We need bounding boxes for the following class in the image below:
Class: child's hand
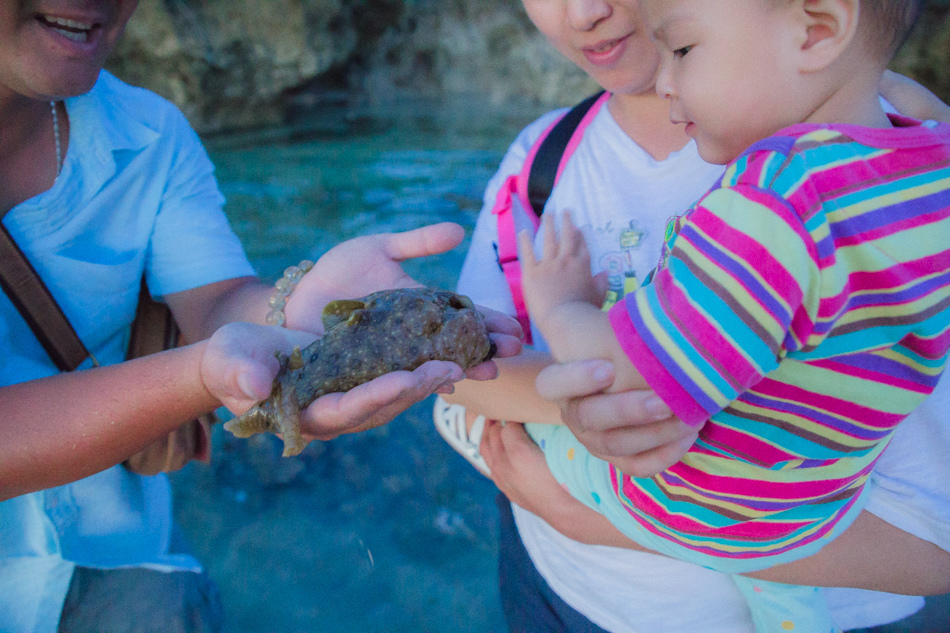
[518,211,602,327]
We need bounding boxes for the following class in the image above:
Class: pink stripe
[691,196,809,308]
[701,422,799,464]
[665,458,873,499]
[846,248,950,292]
[754,379,901,431]
[609,301,709,426]
[650,269,763,390]
[611,469,860,557]
[904,328,950,358]
[619,476,814,538]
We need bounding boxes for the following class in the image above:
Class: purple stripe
[677,224,792,325]
[828,353,941,387]
[740,392,891,441]
[830,190,950,240]
[813,231,836,261]
[743,135,797,158]
[847,267,950,308]
[624,292,722,415]
[658,471,834,512]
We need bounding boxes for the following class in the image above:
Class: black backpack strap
[526,90,607,217]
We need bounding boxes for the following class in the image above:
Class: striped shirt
[608,116,950,559]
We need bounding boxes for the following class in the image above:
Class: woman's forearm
[747,511,950,595]
[0,343,219,501]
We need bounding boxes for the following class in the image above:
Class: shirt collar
[64,70,161,175]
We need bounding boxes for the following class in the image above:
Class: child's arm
[443,348,565,425]
[518,212,650,393]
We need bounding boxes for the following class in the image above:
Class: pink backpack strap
[493,174,534,341]
[493,91,609,345]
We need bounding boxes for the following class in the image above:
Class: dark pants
[496,493,610,633]
[58,528,223,633]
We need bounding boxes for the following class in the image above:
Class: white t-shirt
[457,102,943,632]
[0,71,255,633]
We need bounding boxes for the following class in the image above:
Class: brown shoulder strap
[127,277,180,360]
[0,222,93,371]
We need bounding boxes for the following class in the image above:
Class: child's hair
[863,0,922,58]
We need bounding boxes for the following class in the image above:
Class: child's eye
[673,45,693,58]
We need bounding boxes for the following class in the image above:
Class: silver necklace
[50,100,62,176]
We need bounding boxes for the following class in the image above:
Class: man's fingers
[480,307,524,339]
[384,222,465,261]
[463,361,499,382]
[300,361,460,439]
[535,360,615,401]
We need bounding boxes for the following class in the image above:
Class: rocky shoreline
[107,0,949,134]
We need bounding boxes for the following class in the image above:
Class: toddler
[519,0,950,630]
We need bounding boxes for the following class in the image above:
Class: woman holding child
[439,0,950,630]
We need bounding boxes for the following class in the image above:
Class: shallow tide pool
[170,96,549,633]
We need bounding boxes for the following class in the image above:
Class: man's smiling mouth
[36,14,95,43]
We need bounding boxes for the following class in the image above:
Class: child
[516,0,950,630]
[436,0,950,631]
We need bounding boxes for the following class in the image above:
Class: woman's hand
[879,70,950,123]
[480,419,646,550]
[535,359,698,478]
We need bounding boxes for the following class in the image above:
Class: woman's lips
[582,34,631,67]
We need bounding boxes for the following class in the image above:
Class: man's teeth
[40,15,93,42]
[46,16,93,29]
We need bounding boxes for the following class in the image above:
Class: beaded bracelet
[265,259,315,326]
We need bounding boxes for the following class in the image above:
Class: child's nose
[567,0,612,31]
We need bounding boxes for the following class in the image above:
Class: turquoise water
[170,97,549,633]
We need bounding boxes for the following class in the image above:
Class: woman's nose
[567,0,612,31]
[655,58,675,100]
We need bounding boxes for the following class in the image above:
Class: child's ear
[792,0,860,72]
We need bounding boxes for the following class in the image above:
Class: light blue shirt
[0,71,255,633]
